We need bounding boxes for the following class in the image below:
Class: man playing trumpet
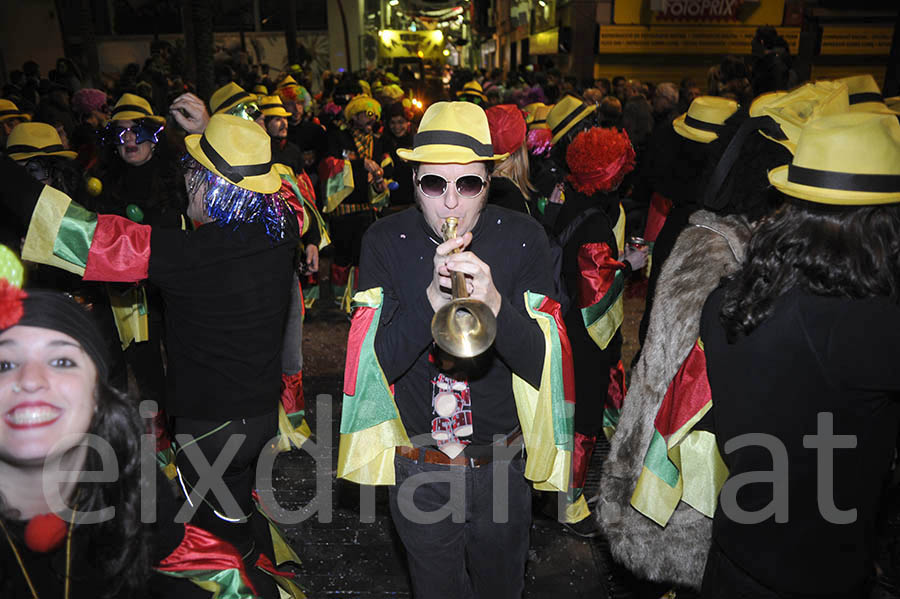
[338,101,577,598]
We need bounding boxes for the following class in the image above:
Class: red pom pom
[565,127,636,195]
[0,279,27,330]
[24,513,68,553]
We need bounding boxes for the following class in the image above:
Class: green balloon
[0,245,24,288]
[126,204,144,223]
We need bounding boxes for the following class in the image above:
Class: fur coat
[596,209,752,588]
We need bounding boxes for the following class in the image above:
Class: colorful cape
[337,288,575,497]
[155,524,258,598]
[630,339,728,527]
[319,157,355,213]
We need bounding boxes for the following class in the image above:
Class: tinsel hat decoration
[6,122,77,161]
[109,93,164,125]
[565,127,636,195]
[184,114,281,194]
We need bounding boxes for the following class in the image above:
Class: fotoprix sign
[655,0,744,21]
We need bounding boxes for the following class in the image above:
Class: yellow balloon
[86,177,103,197]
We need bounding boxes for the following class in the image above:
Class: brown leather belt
[396,429,523,468]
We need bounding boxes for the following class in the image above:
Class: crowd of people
[1,26,900,599]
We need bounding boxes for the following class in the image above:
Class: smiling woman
[0,274,260,599]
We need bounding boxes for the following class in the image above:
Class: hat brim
[672,113,718,143]
[9,149,77,161]
[0,113,31,123]
[768,165,900,205]
[112,112,165,125]
[758,130,795,154]
[184,133,282,194]
[396,145,508,164]
[457,91,488,102]
[550,104,597,145]
[262,107,292,118]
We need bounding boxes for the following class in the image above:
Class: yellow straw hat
[184,114,281,194]
[673,96,739,143]
[768,112,900,206]
[396,101,509,164]
[252,84,268,95]
[886,96,900,113]
[209,82,256,115]
[258,95,292,118]
[6,122,76,161]
[344,95,382,120]
[547,95,596,144]
[0,99,31,123]
[456,80,488,103]
[110,93,164,124]
[277,75,299,90]
[524,102,552,130]
[749,81,849,153]
[837,74,898,115]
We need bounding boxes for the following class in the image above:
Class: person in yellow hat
[320,94,392,310]
[0,104,307,598]
[698,111,900,595]
[208,82,264,127]
[340,100,572,599]
[456,79,488,105]
[0,98,31,147]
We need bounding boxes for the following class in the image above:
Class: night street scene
[0,1,899,598]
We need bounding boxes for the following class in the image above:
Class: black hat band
[199,135,272,184]
[0,109,24,117]
[788,164,900,193]
[6,143,66,154]
[849,92,884,105]
[259,103,285,111]
[111,103,152,117]
[684,115,725,133]
[413,130,495,157]
[551,103,591,136]
[213,91,253,114]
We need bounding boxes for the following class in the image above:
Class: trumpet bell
[431,298,497,358]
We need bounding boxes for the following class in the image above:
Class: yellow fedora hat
[524,102,553,130]
[456,80,488,103]
[547,95,596,145]
[837,74,898,115]
[886,96,900,112]
[277,75,299,90]
[252,84,268,95]
[750,81,849,153]
[184,114,281,194]
[258,95,292,118]
[396,101,508,164]
[209,82,256,115]
[673,96,739,143]
[6,122,76,160]
[768,112,900,206]
[109,93,164,124]
[0,98,31,123]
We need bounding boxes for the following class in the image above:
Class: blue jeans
[388,452,532,599]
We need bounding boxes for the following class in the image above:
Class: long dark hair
[0,381,152,598]
[719,200,900,341]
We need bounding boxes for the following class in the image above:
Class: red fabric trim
[255,553,297,579]
[643,192,672,243]
[576,242,625,309]
[654,341,711,439]
[572,432,597,490]
[318,156,345,182]
[83,214,151,282]
[343,305,376,396]
[280,178,305,232]
[331,263,351,286]
[607,359,626,411]
[280,371,304,415]
[295,171,317,204]
[156,524,257,595]
[537,296,576,406]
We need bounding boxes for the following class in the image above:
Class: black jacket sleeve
[0,155,45,226]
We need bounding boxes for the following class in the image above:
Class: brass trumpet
[430,217,498,358]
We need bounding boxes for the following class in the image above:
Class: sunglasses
[226,100,263,122]
[416,173,487,199]
[103,121,164,145]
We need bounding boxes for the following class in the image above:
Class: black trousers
[388,453,532,599]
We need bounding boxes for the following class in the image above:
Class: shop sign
[597,24,799,54]
[820,26,893,56]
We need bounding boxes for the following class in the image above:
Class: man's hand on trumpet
[426,231,502,317]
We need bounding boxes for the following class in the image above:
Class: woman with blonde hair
[486,104,536,214]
